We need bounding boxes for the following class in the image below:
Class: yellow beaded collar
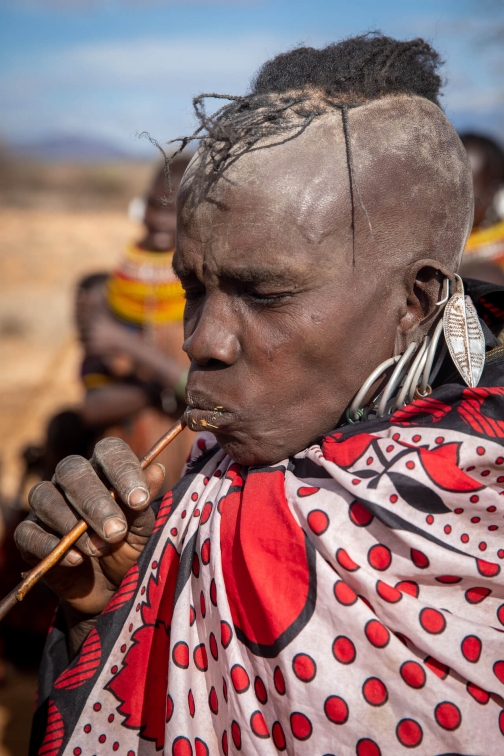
[107,245,185,326]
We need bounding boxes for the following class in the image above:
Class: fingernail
[156,463,165,475]
[103,517,127,539]
[87,533,108,554]
[64,550,83,566]
[128,487,149,509]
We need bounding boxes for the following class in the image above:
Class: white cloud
[1,22,503,150]
[2,32,290,90]
[0,31,294,149]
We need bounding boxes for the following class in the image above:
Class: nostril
[188,358,229,371]
[203,358,229,370]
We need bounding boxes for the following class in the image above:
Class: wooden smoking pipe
[0,416,187,622]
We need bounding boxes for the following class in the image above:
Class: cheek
[242,302,351,384]
[249,294,396,398]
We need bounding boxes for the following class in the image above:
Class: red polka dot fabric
[34,400,504,754]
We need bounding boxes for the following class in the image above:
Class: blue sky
[0,0,502,156]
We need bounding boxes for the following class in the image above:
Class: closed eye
[241,289,293,307]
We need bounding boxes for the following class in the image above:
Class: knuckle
[94,437,129,460]
[14,519,36,550]
[28,480,56,512]
[54,454,89,482]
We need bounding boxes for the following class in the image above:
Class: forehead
[177,94,471,277]
[176,115,353,272]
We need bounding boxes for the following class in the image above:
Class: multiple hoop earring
[346,274,484,424]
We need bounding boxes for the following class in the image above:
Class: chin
[215,433,287,468]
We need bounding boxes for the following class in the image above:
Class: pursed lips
[185,390,236,432]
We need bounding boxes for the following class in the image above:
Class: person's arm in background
[84,313,187,392]
[79,352,155,428]
[80,384,151,427]
[79,314,187,428]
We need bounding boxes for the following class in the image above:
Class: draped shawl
[31,283,504,756]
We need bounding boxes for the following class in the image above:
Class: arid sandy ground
[0,204,139,755]
[0,207,138,501]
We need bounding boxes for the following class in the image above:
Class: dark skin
[177,133,445,465]
[16,439,165,652]
[14,96,470,647]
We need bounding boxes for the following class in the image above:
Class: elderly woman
[16,34,504,755]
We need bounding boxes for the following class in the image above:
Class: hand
[14,438,165,619]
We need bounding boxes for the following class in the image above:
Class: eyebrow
[220,265,298,285]
[173,260,300,286]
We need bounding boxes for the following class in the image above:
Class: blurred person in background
[0,157,193,699]
[460,133,504,285]
[79,157,193,493]
[25,157,193,493]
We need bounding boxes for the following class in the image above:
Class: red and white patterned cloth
[32,359,504,755]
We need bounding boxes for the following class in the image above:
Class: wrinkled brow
[217,265,300,285]
[173,259,302,286]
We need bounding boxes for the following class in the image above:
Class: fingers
[15,519,83,568]
[123,463,164,542]
[91,437,151,510]
[54,455,127,543]
[28,482,108,557]
[22,440,165,571]
[144,463,165,502]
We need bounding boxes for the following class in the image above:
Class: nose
[183,295,240,367]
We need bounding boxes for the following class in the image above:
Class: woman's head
[173,34,473,465]
[140,156,192,252]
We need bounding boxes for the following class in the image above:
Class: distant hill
[10,135,140,162]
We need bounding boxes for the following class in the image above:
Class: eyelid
[242,290,293,306]
[245,291,290,299]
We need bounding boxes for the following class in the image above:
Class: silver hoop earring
[377,342,417,417]
[436,277,450,307]
[396,334,430,408]
[346,273,486,425]
[347,355,400,422]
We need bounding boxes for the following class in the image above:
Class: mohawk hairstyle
[161,33,443,175]
[252,34,442,103]
[152,33,444,257]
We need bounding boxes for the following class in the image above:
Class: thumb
[144,462,166,502]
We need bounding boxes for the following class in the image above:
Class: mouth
[185,391,236,433]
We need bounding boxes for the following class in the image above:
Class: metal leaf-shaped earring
[443,274,485,387]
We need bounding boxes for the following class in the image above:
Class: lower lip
[184,407,234,432]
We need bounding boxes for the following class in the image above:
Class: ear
[394,260,454,354]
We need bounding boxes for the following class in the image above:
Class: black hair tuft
[251,33,442,105]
